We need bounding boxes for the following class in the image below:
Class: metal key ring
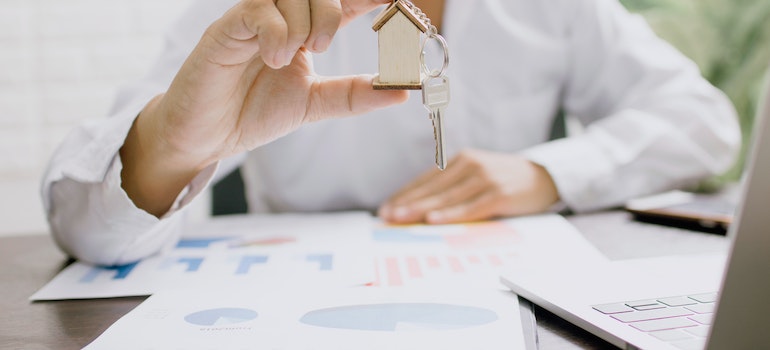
[420,33,449,78]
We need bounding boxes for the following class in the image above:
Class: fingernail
[313,34,331,52]
[271,50,285,68]
[281,49,294,66]
[272,49,293,67]
[394,207,410,220]
[285,47,299,66]
[427,211,443,223]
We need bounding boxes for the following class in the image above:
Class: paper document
[370,214,606,287]
[84,285,526,350]
[33,213,604,301]
[31,212,373,300]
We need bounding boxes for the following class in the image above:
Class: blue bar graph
[235,255,269,275]
[305,254,333,271]
[79,261,139,283]
[176,257,204,272]
[373,229,443,243]
[176,237,231,248]
[185,308,258,326]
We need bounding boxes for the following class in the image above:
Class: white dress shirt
[42,0,741,265]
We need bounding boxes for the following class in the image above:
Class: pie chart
[299,303,498,331]
[184,308,258,326]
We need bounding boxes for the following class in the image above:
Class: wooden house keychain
[372,0,451,170]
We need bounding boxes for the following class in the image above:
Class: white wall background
[0,0,196,236]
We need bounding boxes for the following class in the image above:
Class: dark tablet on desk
[625,191,735,235]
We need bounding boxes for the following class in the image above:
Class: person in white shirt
[42,0,740,266]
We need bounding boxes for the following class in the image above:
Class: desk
[0,211,729,350]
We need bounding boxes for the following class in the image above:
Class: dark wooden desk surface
[0,211,729,350]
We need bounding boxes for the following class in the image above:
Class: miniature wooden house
[372,0,430,90]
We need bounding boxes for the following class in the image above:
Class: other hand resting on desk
[379,150,560,224]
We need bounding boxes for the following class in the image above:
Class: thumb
[306,74,409,121]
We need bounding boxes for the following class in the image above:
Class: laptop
[501,78,770,350]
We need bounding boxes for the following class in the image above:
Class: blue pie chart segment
[184,308,258,326]
[300,303,498,331]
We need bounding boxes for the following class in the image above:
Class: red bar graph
[374,253,511,287]
[406,256,423,278]
[427,256,441,268]
[447,256,464,273]
[385,257,402,286]
[487,254,503,266]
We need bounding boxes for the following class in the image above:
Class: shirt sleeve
[41,94,219,266]
[522,0,741,212]
[40,0,235,266]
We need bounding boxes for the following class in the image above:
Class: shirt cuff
[521,132,615,212]
[105,152,218,219]
[98,152,219,264]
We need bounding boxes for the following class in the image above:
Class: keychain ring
[420,33,449,78]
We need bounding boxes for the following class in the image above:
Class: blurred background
[0,0,768,236]
[620,0,770,182]
[0,0,193,236]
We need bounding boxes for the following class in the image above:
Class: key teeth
[430,114,446,170]
[422,75,450,171]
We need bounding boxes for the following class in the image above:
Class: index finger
[340,0,391,27]
[305,0,392,53]
[306,0,342,52]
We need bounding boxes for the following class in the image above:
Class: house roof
[372,0,430,33]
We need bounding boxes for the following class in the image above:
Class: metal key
[422,75,450,170]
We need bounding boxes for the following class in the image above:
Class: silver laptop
[501,78,770,350]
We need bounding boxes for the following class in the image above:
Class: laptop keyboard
[592,292,718,350]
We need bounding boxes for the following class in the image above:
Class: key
[422,75,450,170]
